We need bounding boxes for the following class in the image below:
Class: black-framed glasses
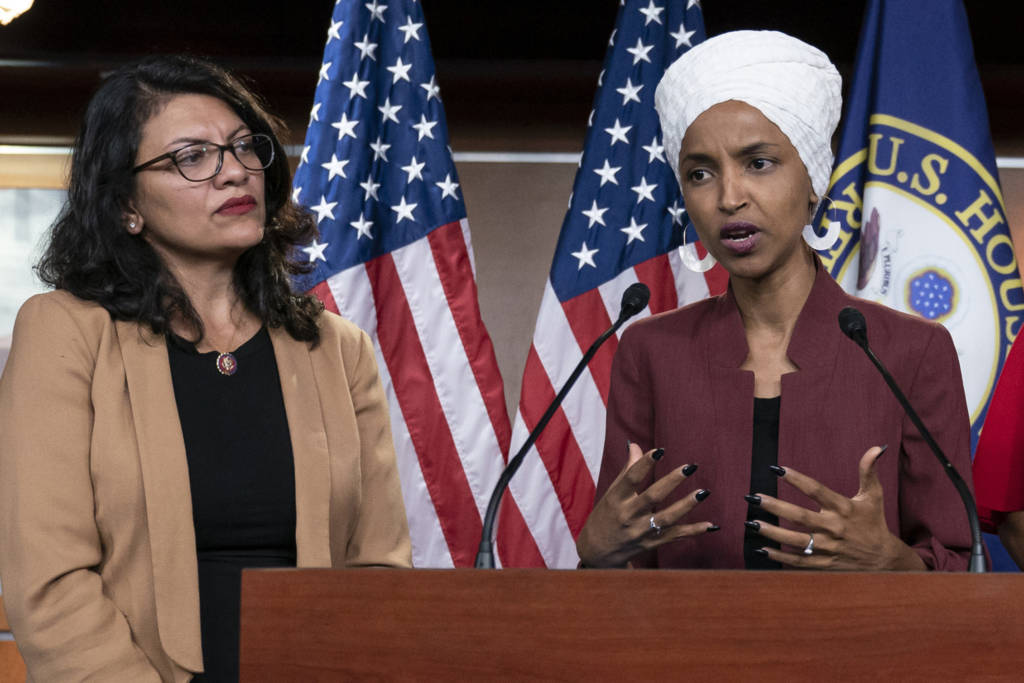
[132,133,275,182]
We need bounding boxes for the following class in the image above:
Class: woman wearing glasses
[0,56,411,682]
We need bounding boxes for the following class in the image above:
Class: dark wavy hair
[36,55,323,344]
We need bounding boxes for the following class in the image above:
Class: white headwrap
[654,30,842,201]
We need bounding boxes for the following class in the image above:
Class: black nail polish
[626,440,631,453]
[744,494,762,506]
[682,464,698,477]
[695,489,711,502]
[753,548,770,557]
[651,448,665,461]
[768,464,786,477]
[877,444,889,456]
[744,520,760,531]
[706,524,721,533]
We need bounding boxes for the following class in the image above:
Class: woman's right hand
[575,442,715,568]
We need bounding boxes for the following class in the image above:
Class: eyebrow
[680,141,782,165]
[165,125,251,149]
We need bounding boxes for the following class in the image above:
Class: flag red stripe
[496,492,546,567]
[310,280,341,315]
[634,254,680,315]
[518,346,596,537]
[427,221,512,453]
[560,289,616,404]
[365,253,482,566]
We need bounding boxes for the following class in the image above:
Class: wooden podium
[240,569,1024,681]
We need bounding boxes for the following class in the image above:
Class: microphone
[474,282,651,568]
[838,306,986,572]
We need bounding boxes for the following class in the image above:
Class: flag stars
[309,102,321,123]
[326,19,343,43]
[370,136,391,161]
[670,20,696,49]
[667,200,686,226]
[365,0,386,22]
[616,78,643,106]
[350,212,374,240]
[360,175,381,201]
[321,154,349,181]
[342,73,370,99]
[299,145,311,166]
[401,155,426,183]
[330,112,359,140]
[301,238,329,263]
[642,136,665,163]
[571,242,599,270]
[581,200,609,228]
[412,114,438,140]
[391,196,418,223]
[398,16,423,43]
[638,0,664,25]
[593,159,621,186]
[291,186,302,203]
[317,61,332,84]
[420,75,441,101]
[621,217,648,244]
[631,177,657,204]
[354,34,378,61]
[311,195,338,223]
[387,56,413,83]
[379,97,403,124]
[435,173,459,200]
[604,118,632,146]
[626,37,653,65]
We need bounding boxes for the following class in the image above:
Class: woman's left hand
[749,445,926,571]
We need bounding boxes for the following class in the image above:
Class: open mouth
[719,222,760,253]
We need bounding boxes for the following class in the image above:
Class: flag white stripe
[506,416,579,567]
[390,238,506,521]
[531,283,608,481]
[325,263,453,568]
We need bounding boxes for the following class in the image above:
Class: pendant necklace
[214,325,242,376]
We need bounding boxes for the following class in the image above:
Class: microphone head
[838,306,868,347]
[620,283,651,319]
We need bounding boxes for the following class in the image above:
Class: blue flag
[824,0,1021,452]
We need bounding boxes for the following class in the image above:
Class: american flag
[498,0,726,567]
[293,0,512,568]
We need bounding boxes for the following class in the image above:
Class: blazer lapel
[269,327,332,567]
[116,322,203,672]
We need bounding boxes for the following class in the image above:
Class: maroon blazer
[596,263,974,570]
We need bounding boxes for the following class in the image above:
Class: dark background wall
[0,1,1021,151]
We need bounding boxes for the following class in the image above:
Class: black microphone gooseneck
[474,283,651,568]
[838,306,986,573]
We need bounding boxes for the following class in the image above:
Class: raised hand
[746,445,926,570]
[576,442,716,568]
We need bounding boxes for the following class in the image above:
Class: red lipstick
[216,195,257,215]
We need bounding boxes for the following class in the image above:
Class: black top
[744,396,782,570]
[167,327,297,682]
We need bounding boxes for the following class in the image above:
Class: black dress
[744,396,782,569]
[167,327,297,682]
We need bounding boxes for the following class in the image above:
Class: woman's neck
[731,247,817,337]
[165,260,259,352]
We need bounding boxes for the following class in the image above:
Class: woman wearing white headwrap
[576,31,975,571]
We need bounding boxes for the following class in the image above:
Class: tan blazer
[0,290,412,682]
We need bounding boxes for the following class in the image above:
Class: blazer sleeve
[339,328,412,568]
[897,323,974,571]
[0,295,162,681]
[595,326,658,567]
